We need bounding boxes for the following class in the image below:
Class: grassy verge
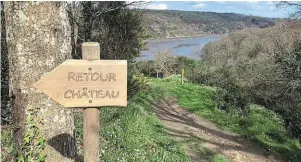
[1,126,14,162]
[75,86,189,162]
[2,86,189,162]
[152,79,301,161]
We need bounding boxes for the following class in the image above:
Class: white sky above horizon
[130,1,296,18]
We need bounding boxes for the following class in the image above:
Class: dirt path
[153,97,281,162]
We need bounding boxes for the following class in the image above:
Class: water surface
[137,36,221,60]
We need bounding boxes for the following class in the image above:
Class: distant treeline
[140,9,280,38]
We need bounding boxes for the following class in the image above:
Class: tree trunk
[4,2,76,161]
[1,1,11,124]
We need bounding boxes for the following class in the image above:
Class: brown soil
[153,97,282,162]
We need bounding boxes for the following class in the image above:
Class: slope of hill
[140,9,279,38]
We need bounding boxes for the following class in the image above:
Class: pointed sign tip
[33,80,41,90]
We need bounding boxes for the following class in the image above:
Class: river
[137,35,221,61]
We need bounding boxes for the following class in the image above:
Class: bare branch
[94,1,148,17]
[277,1,301,8]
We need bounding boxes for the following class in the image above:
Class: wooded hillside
[141,9,279,38]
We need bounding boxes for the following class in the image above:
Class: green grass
[75,86,189,162]
[2,79,226,162]
[1,126,15,162]
[3,77,300,161]
[152,78,301,161]
[211,154,229,162]
[2,85,189,162]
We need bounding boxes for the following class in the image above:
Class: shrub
[200,26,301,140]
[127,74,150,101]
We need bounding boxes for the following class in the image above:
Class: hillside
[140,9,279,38]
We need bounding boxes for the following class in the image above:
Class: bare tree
[153,50,175,78]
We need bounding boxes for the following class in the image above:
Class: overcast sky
[133,1,295,18]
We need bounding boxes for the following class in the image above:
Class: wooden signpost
[34,42,127,162]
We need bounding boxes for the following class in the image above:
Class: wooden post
[34,41,127,161]
[181,68,184,84]
[82,42,100,162]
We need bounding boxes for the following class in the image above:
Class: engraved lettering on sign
[65,72,120,100]
[68,72,76,81]
[64,89,72,98]
[64,88,120,99]
[67,72,117,82]
[91,73,99,81]
[77,73,83,81]
[109,73,116,81]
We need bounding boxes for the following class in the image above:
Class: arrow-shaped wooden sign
[34,42,127,162]
[34,59,127,107]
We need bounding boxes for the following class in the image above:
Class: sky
[133,1,296,18]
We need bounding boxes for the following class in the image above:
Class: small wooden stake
[82,42,100,162]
